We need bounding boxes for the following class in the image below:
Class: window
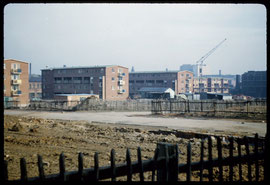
[112,77,115,81]
[54,77,62,84]
[12,85,20,90]
[73,77,82,84]
[78,69,83,74]
[118,68,123,73]
[84,77,90,84]
[11,75,20,80]
[112,68,115,73]
[11,63,20,69]
[90,77,94,83]
[63,77,72,83]
[112,86,115,90]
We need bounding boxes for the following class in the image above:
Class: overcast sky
[4,3,266,75]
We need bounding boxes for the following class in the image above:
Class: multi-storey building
[193,77,229,94]
[241,71,266,98]
[41,65,129,100]
[129,70,193,98]
[4,59,29,106]
[29,74,42,100]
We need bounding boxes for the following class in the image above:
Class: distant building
[180,64,210,77]
[4,59,29,107]
[129,70,193,98]
[41,65,129,100]
[193,77,230,94]
[29,74,42,100]
[138,87,175,99]
[241,71,266,98]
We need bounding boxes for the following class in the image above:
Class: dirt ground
[4,114,264,181]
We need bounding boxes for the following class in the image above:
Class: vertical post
[246,100,249,116]
[201,100,203,112]
[20,158,27,181]
[37,155,45,181]
[254,133,259,181]
[187,100,190,113]
[172,144,179,181]
[78,152,84,181]
[217,137,223,182]
[111,149,116,181]
[187,142,191,182]
[59,152,66,181]
[94,152,99,181]
[244,137,252,181]
[137,147,144,182]
[237,138,242,181]
[213,101,216,116]
[126,148,132,181]
[208,136,213,182]
[200,139,204,182]
[229,137,234,181]
[156,143,177,181]
[152,148,159,181]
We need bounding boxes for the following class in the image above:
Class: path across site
[4,110,267,137]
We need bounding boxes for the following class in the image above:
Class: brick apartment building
[29,74,42,100]
[129,70,193,98]
[4,59,29,106]
[193,77,229,94]
[41,65,129,100]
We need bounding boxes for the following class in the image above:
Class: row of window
[129,80,173,84]
[29,83,41,89]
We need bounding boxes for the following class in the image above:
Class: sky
[4,3,267,75]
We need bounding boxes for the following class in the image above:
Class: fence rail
[151,100,267,119]
[4,134,265,182]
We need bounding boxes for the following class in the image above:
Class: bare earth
[4,110,265,181]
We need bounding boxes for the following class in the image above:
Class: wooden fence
[152,100,267,119]
[4,134,265,182]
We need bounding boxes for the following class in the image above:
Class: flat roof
[55,94,98,96]
[42,65,128,70]
[130,70,179,74]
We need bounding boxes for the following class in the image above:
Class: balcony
[118,80,125,86]
[11,79,22,85]
[117,89,125,94]
[11,68,22,74]
[11,90,22,96]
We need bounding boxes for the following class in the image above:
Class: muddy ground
[4,114,264,181]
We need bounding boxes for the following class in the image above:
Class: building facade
[129,70,193,98]
[193,77,230,94]
[41,65,129,100]
[4,59,29,106]
[241,71,266,98]
[29,74,42,100]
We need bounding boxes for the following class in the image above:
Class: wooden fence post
[59,152,66,181]
[217,137,223,182]
[110,149,116,181]
[152,148,159,181]
[137,147,144,182]
[37,155,45,181]
[187,142,191,181]
[156,143,178,181]
[126,148,132,181]
[94,152,99,181]
[20,158,28,181]
[78,152,84,181]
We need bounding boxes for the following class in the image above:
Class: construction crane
[196,38,227,78]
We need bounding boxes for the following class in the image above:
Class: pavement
[4,110,267,137]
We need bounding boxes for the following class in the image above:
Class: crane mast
[196,38,227,78]
[196,38,227,93]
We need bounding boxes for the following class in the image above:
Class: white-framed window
[118,68,123,73]
[11,63,20,69]
[11,85,20,90]
[112,86,115,90]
